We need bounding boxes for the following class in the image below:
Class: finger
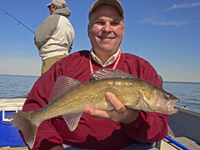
[84,107,120,122]
[105,92,126,113]
[83,107,110,118]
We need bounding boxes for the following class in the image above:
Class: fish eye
[164,93,170,99]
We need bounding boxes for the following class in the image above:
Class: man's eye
[94,21,105,25]
[111,22,120,26]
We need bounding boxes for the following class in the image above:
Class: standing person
[22,0,168,149]
[34,0,75,75]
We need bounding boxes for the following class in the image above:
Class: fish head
[151,89,180,115]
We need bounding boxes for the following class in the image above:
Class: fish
[7,69,179,149]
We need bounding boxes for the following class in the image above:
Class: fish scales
[38,77,157,118]
[31,77,149,123]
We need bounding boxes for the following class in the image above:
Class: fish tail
[7,111,39,149]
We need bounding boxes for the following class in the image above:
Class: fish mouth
[167,99,180,113]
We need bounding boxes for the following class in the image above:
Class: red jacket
[22,50,168,150]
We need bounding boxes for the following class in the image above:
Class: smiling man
[88,4,124,65]
[21,0,168,150]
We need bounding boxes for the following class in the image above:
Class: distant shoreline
[164,81,200,84]
[0,74,199,84]
[0,74,39,78]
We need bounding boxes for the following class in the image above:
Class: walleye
[8,69,179,149]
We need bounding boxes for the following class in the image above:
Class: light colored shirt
[90,49,120,67]
[34,7,75,60]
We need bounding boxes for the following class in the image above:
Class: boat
[155,107,200,150]
[0,95,28,150]
[0,95,200,150]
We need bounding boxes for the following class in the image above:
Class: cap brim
[46,2,52,7]
[89,0,124,18]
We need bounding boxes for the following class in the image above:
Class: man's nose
[103,22,112,32]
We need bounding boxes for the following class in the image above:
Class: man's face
[88,5,124,56]
[48,4,56,15]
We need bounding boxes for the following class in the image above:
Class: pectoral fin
[62,113,82,131]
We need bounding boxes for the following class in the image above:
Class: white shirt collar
[90,49,120,67]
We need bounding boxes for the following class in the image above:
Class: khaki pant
[41,55,66,75]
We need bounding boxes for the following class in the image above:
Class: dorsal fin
[49,76,80,103]
[90,69,135,81]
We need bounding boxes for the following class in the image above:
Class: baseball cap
[89,0,124,18]
[46,0,66,7]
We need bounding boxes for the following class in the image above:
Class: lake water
[0,75,200,113]
[163,82,200,113]
[0,74,38,99]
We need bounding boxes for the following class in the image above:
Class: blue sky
[0,0,200,82]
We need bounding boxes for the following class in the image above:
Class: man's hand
[83,92,139,125]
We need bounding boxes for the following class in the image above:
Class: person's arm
[34,15,60,49]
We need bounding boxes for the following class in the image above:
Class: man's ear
[123,28,125,38]
[87,24,90,37]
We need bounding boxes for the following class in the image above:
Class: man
[22,0,168,149]
[34,0,75,74]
